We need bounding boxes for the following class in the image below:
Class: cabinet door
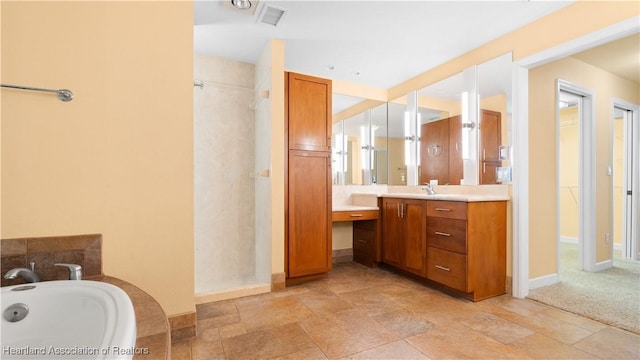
[420,119,450,185]
[448,115,463,185]
[479,109,501,185]
[381,198,403,268]
[287,150,332,277]
[402,199,427,276]
[286,72,332,152]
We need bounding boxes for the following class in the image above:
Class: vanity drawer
[332,210,379,222]
[427,247,468,292]
[426,201,467,220]
[426,217,467,254]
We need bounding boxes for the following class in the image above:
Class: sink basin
[1,280,136,359]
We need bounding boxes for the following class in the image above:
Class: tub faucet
[422,183,437,195]
[55,263,83,280]
[4,262,40,283]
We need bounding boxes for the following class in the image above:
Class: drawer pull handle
[358,239,368,243]
[435,231,451,237]
[434,208,451,212]
[435,265,451,272]
[350,214,363,217]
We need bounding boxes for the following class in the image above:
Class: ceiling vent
[258,4,286,26]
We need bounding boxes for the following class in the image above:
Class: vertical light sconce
[461,91,475,159]
[336,132,347,171]
[360,125,369,170]
[404,111,414,166]
[370,126,376,170]
[416,113,422,166]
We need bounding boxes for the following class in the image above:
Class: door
[449,115,463,185]
[612,102,639,261]
[286,72,332,152]
[420,118,450,185]
[381,198,403,268]
[402,199,428,276]
[479,109,501,184]
[557,82,596,272]
[287,150,332,277]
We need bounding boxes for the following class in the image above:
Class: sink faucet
[422,183,437,195]
[4,262,40,283]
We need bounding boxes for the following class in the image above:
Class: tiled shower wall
[194,54,265,294]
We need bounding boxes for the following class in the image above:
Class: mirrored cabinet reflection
[332,95,388,185]
[332,53,513,187]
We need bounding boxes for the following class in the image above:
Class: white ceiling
[194,0,573,89]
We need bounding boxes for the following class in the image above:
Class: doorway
[558,90,582,272]
[557,81,596,273]
[612,101,640,262]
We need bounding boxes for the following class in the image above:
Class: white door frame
[557,82,597,272]
[511,17,639,298]
[612,99,640,261]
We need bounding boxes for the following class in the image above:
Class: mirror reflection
[332,52,512,187]
[332,94,387,185]
[387,97,409,185]
[416,52,512,186]
[477,52,512,183]
[417,73,462,185]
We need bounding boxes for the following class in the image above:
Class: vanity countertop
[380,193,510,202]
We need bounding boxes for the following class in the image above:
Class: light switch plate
[496,167,512,183]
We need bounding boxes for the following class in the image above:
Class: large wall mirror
[416,52,513,186]
[477,52,512,183]
[417,73,462,185]
[387,97,409,185]
[332,52,513,187]
[332,94,387,185]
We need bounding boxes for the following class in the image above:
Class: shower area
[193,53,272,299]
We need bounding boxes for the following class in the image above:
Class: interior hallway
[171,262,640,359]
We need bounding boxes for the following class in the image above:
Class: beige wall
[529,56,638,275]
[1,2,194,316]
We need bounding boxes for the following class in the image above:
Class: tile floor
[172,262,640,359]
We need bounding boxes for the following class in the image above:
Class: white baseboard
[593,259,613,272]
[560,236,578,244]
[529,273,559,290]
[561,237,623,251]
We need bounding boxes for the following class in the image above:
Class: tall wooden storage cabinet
[285,72,332,284]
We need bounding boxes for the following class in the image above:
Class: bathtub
[1,280,137,360]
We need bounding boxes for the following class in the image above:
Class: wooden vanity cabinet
[380,197,506,301]
[285,72,332,284]
[425,200,506,301]
[381,198,427,277]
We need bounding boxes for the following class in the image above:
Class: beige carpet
[527,242,640,334]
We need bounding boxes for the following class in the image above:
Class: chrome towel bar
[1,83,74,102]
